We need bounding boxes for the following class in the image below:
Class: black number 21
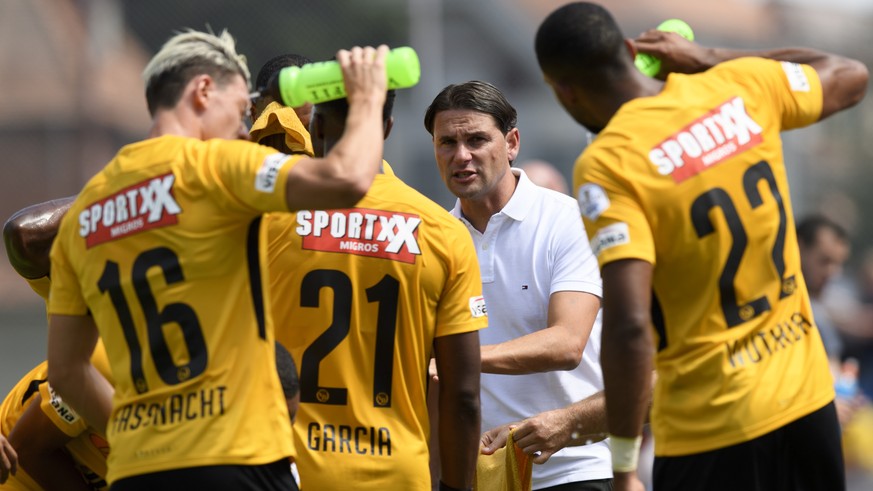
[299,270,399,408]
[690,160,795,327]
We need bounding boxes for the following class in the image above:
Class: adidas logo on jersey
[649,96,763,183]
[296,208,422,264]
[79,173,181,248]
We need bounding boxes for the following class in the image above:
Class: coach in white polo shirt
[425,80,612,491]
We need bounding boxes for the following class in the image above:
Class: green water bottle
[634,19,694,77]
[266,46,421,107]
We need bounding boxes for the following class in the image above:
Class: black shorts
[110,459,297,491]
[652,401,844,491]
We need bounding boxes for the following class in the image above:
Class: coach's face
[431,109,519,202]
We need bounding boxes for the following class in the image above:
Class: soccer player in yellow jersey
[267,90,486,490]
[535,3,869,491]
[44,27,391,490]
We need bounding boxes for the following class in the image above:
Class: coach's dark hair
[275,342,299,399]
[796,215,849,246]
[314,90,397,125]
[423,81,518,136]
[534,2,627,89]
[255,53,313,91]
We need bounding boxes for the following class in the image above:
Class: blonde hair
[142,28,251,116]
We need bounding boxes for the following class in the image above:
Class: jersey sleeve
[721,58,823,131]
[575,152,656,268]
[434,223,489,337]
[47,222,88,316]
[25,276,51,302]
[774,61,823,129]
[549,199,602,297]
[204,140,306,214]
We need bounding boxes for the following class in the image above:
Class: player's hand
[0,434,17,484]
[336,45,389,107]
[633,30,709,78]
[428,357,439,384]
[614,471,646,491]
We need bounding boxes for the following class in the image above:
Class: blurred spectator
[797,214,851,362]
[517,160,570,195]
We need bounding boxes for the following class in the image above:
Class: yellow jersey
[575,58,832,455]
[48,135,301,482]
[0,346,112,491]
[267,165,487,489]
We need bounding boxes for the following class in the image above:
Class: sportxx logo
[296,208,422,264]
[649,96,763,183]
[79,173,181,248]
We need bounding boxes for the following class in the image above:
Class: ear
[383,116,394,141]
[505,127,520,162]
[624,38,638,59]
[191,74,213,112]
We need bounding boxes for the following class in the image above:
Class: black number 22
[690,160,795,327]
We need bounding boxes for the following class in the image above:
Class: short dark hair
[796,215,849,246]
[255,53,313,91]
[314,90,397,125]
[274,342,299,399]
[534,2,627,89]
[423,81,517,135]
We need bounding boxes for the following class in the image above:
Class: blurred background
[1,0,872,487]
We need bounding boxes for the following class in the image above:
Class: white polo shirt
[451,168,611,488]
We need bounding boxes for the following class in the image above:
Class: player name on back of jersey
[725,311,816,369]
[306,421,391,457]
[649,97,763,183]
[296,208,422,264]
[79,173,182,248]
[110,384,227,435]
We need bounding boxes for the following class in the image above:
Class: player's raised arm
[633,31,868,120]
[283,45,389,211]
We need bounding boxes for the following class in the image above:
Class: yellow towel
[250,101,313,156]
[474,429,533,491]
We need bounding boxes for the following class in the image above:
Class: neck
[148,109,200,139]
[591,70,665,127]
[459,171,519,233]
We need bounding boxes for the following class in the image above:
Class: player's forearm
[698,46,831,70]
[47,364,112,436]
[601,322,652,438]
[437,392,479,490]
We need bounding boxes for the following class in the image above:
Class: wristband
[609,434,642,473]
[438,481,472,491]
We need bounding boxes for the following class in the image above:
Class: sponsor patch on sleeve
[47,384,82,425]
[469,295,487,318]
[781,62,810,92]
[255,153,291,193]
[577,183,610,220]
[590,222,630,256]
